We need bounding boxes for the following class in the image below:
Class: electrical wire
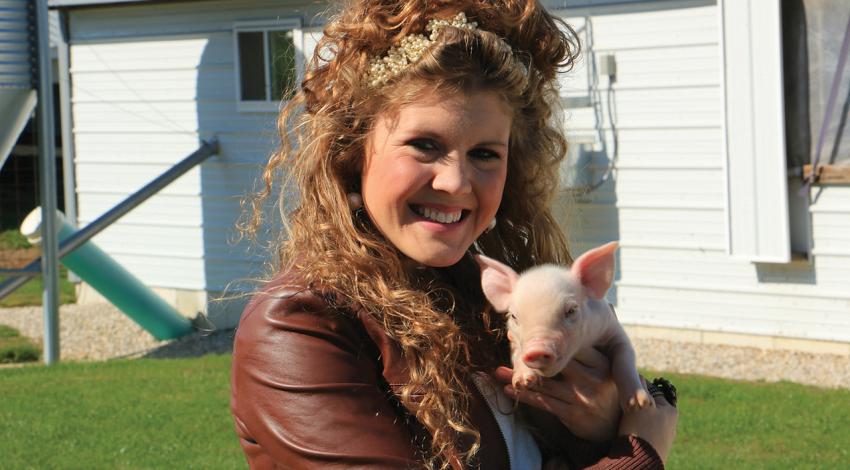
[575,16,619,196]
[582,79,619,194]
[83,45,198,136]
[74,87,198,135]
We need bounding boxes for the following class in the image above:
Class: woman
[231,1,677,468]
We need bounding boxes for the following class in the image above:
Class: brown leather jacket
[230,273,663,469]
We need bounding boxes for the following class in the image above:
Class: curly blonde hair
[242,1,579,467]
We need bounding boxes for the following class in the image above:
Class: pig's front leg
[508,330,541,388]
[605,326,652,411]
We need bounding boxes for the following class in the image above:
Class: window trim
[233,18,303,113]
[719,0,791,263]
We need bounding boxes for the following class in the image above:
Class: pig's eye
[564,306,577,318]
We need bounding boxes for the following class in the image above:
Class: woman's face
[361,89,511,267]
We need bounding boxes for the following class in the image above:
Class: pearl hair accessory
[366,12,478,88]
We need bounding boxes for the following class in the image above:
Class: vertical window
[234,20,302,111]
[268,30,296,102]
[237,32,265,101]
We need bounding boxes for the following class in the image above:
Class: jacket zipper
[494,408,512,470]
[471,373,513,469]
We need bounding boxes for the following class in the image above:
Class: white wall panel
[71,101,277,134]
[66,0,850,343]
[565,86,722,130]
[82,225,206,258]
[75,162,201,196]
[69,0,325,41]
[74,132,278,164]
[77,193,202,226]
[108,253,206,290]
[557,1,850,344]
[617,285,850,342]
[70,36,221,70]
[68,0,324,298]
[573,5,719,50]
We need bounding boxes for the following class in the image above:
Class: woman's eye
[470,148,501,161]
[408,139,439,152]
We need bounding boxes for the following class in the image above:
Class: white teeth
[416,206,462,224]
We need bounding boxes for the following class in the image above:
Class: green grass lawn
[0,324,40,363]
[0,354,244,469]
[0,266,77,307]
[662,371,850,469]
[0,229,32,250]
[1,358,848,469]
[1,229,77,307]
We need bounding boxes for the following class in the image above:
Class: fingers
[493,363,607,405]
[493,366,514,384]
[526,375,590,405]
[496,365,623,443]
[497,371,590,411]
[503,380,582,421]
[494,357,609,388]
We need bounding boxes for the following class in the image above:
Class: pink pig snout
[522,341,559,372]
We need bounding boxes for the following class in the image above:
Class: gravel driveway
[1,303,848,390]
[0,303,233,361]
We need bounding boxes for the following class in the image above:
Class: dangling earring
[347,192,363,210]
[486,217,497,233]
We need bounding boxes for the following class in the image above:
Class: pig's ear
[474,254,518,312]
[571,242,618,299]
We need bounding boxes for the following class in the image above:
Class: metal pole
[0,140,219,301]
[0,267,40,276]
[35,0,60,365]
[56,10,81,284]
[57,12,78,238]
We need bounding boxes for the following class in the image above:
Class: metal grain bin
[0,0,37,169]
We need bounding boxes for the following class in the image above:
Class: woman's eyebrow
[476,140,509,148]
[395,127,509,148]
[399,126,508,147]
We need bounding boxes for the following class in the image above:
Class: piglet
[476,242,652,411]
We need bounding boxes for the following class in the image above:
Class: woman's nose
[431,156,472,195]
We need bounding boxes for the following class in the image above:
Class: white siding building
[51,0,327,327]
[51,0,850,354]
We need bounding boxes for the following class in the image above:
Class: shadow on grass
[141,328,235,359]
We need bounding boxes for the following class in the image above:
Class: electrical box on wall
[598,53,617,82]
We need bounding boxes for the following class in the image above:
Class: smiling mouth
[411,205,469,224]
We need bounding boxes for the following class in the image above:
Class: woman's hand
[618,377,678,462]
[493,347,621,442]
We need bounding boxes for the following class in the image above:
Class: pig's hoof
[513,371,540,389]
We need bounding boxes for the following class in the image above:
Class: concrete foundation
[624,324,850,357]
[75,282,247,330]
[74,281,849,355]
